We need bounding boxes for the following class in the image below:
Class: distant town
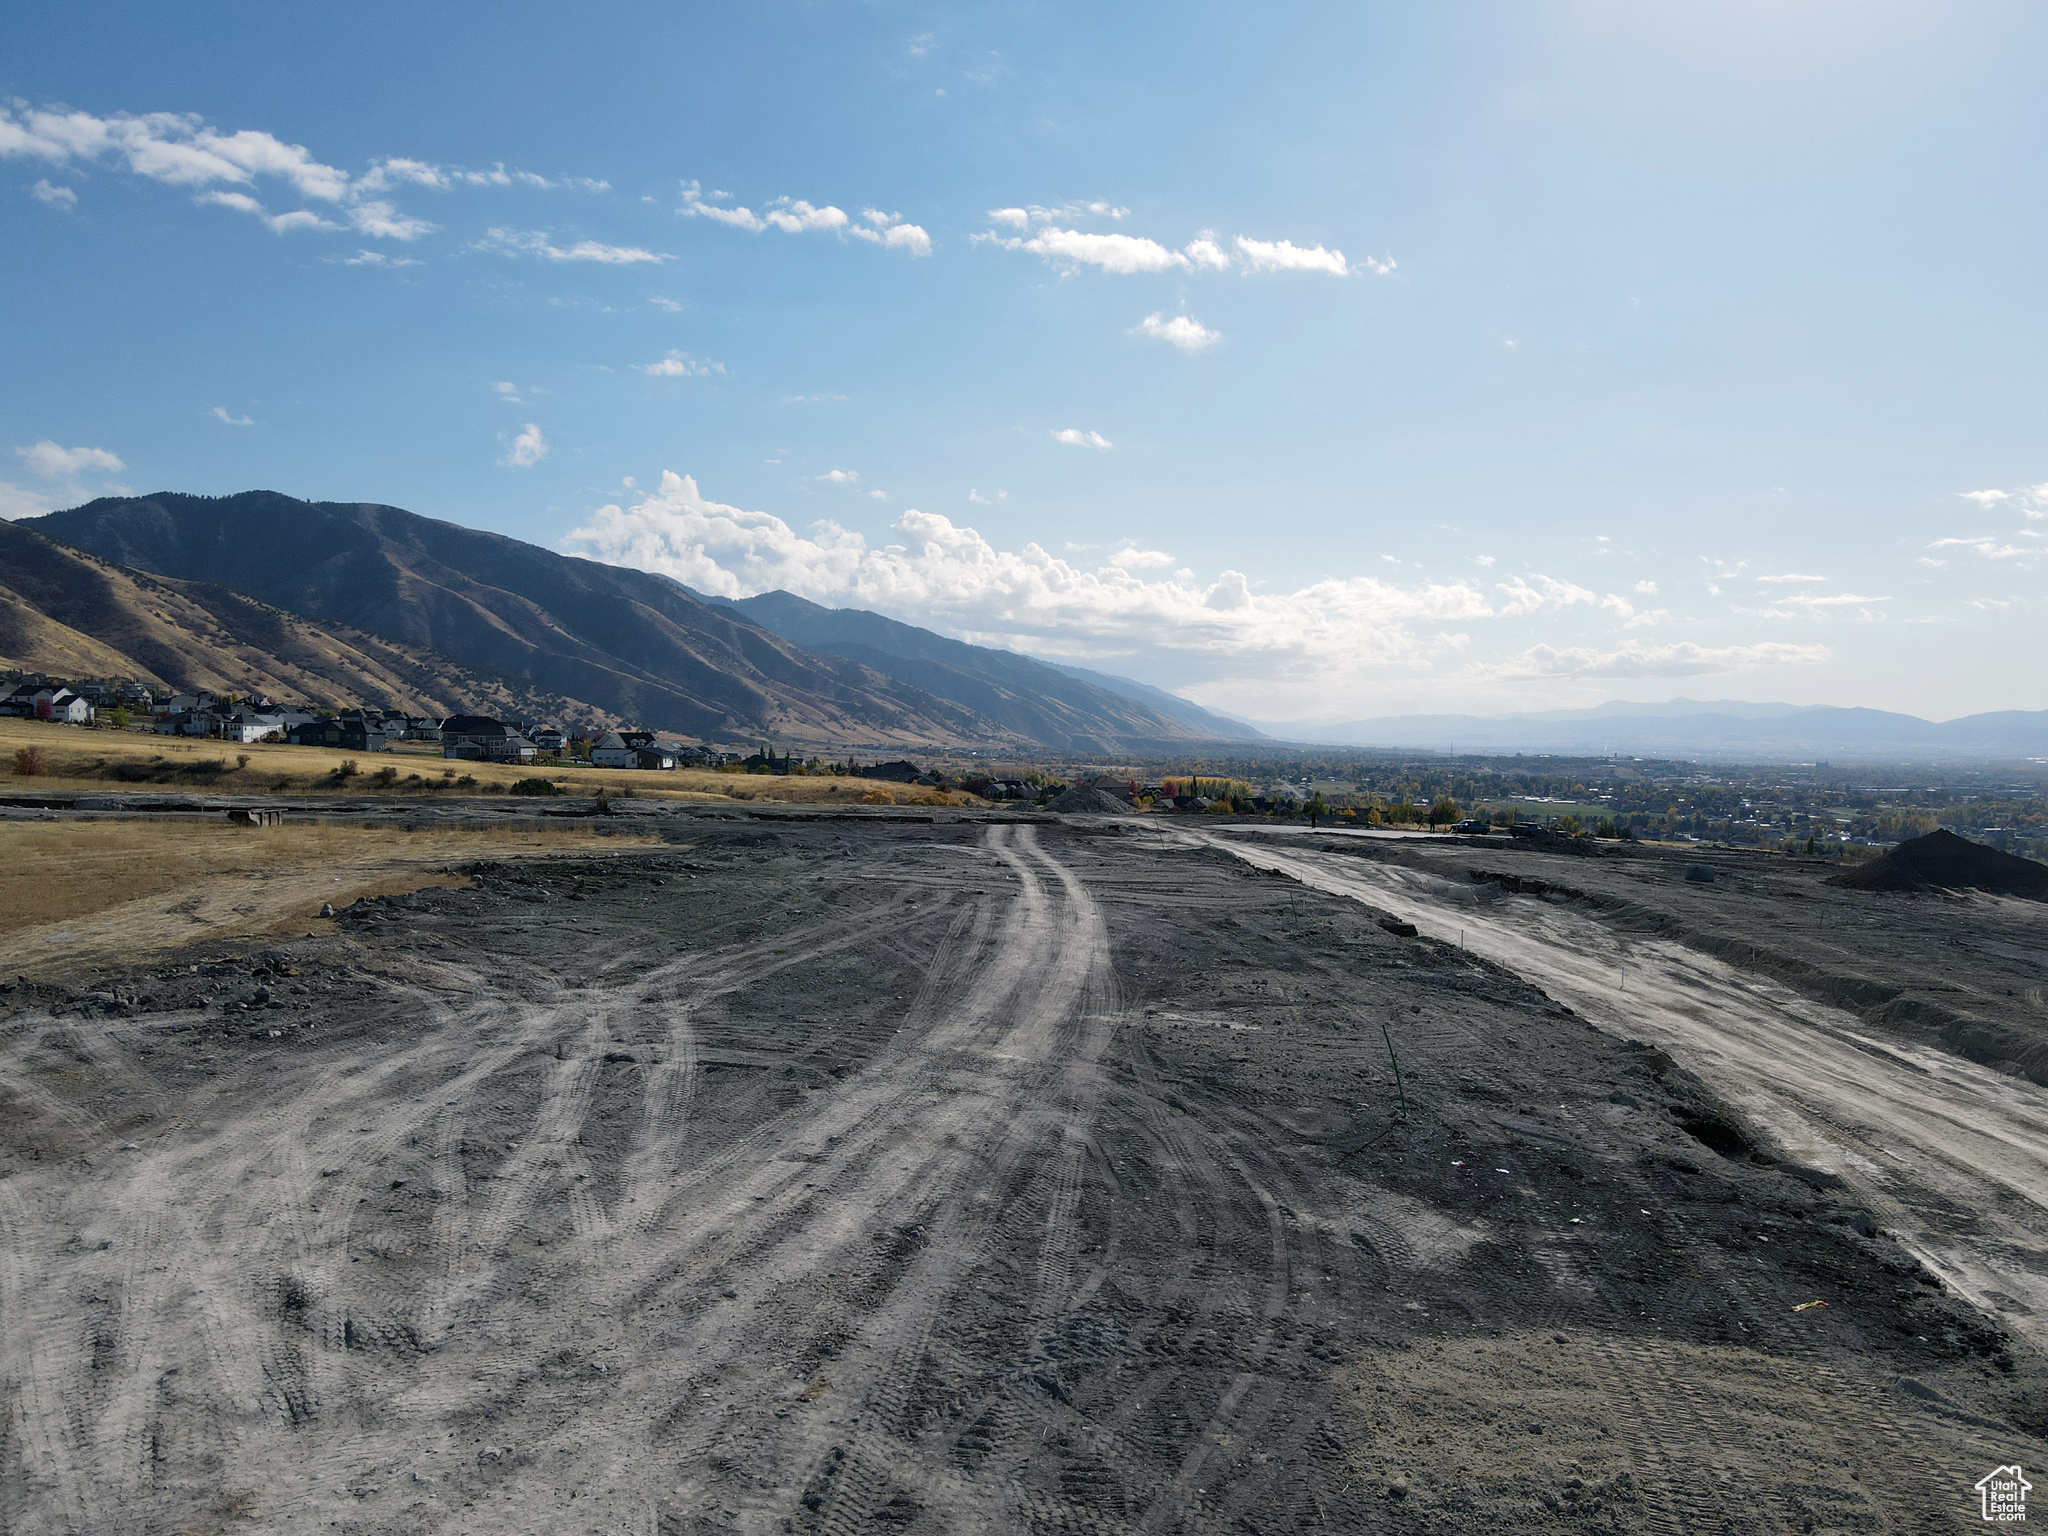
[6,670,2045,861]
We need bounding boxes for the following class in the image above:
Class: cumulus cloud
[637,350,724,377]
[16,441,123,477]
[1955,481,2048,522]
[848,208,932,255]
[0,102,609,252]
[679,183,929,254]
[982,213,1374,282]
[211,407,255,426]
[331,249,421,267]
[1633,580,1658,594]
[1052,429,1113,450]
[501,423,547,468]
[478,227,666,263]
[557,472,1754,718]
[0,481,55,520]
[1134,312,1220,352]
[1772,590,1891,606]
[0,102,448,240]
[1232,236,1348,276]
[1930,536,2033,560]
[9,439,129,512]
[1754,573,1828,584]
[1183,232,1231,271]
[1107,545,1176,570]
[29,178,74,208]
[987,202,1129,229]
[1001,227,1188,275]
[818,469,859,484]
[1479,640,1829,680]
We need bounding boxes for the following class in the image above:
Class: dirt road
[2,816,2041,1532]
[1206,828,2048,1344]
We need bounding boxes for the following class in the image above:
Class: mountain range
[12,490,1249,752]
[1258,698,2048,761]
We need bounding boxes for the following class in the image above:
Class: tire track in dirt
[1204,831,2048,1348]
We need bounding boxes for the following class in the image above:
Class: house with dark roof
[439,715,537,763]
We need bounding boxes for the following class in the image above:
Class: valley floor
[1,812,2042,1532]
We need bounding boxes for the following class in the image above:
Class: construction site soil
[3,810,2045,1533]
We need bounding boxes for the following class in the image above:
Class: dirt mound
[1045,786,1131,814]
[1829,828,2048,899]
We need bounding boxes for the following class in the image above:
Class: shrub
[510,777,564,797]
[455,773,477,788]
[372,765,400,788]
[236,753,250,769]
[333,758,359,779]
[13,746,48,777]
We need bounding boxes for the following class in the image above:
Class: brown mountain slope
[0,519,610,724]
[28,491,1022,748]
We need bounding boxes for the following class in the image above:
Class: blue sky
[5,2,2045,723]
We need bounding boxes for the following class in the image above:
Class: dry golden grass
[0,818,662,977]
[0,717,974,808]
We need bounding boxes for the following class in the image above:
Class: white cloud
[680,183,927,253]
[1006,228,1188,275]
[29,178,74,209]
[1361,254,1397,276]
[16,441,123,477]
[1633,579,1658,594]
[968,488,1007,505]
[502,423,547,468]
[0,102,448,240]
[1134,312,1220,352]
[479,227,667,263]
[637,350,724,377]
[1773,590,1891,606]
[782,393,847,404]
[818,468,859,484]
[1958,489,2011,506]
[765,198,848,234]
[211,407,255,426]
[651,297,683,312]
[1107,545,1176,570]
[986,207,1030,229]
[492,381,523,403]
[1479,640,1829,680]
[868,489,889,501]
[1930,536,2032,560]
[1233,236,1348,276]
[266,208,339,235]
[0,481,55,520]
[198,189,262,215]
[1183,232,1232,271]
[848,209,932,256]
[1052,429,1113,450]
[559,472,1748,716]
[331,249,421,267]
[1754,573,1828,584]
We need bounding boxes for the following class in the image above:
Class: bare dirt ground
[3,813,2044,1533]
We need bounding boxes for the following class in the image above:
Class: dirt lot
[2,812,2043,1533]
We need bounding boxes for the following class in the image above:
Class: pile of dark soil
[1829,828,2048,900]
[1045,785,1131,814]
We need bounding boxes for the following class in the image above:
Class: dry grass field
[0,716,970,807]
[0,818,662,977]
